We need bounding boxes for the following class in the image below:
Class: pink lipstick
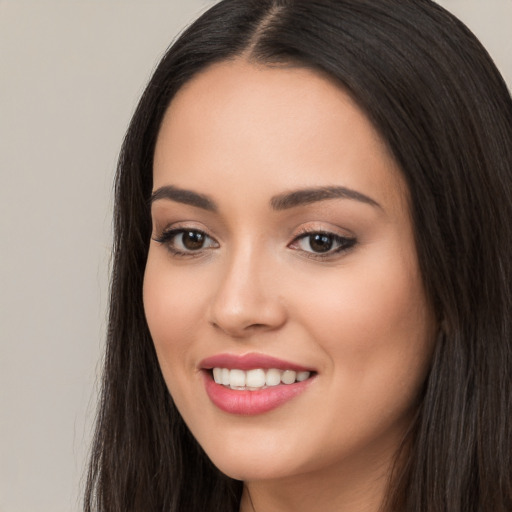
[200,353,316,415]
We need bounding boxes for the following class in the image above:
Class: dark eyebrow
[270,186,381,210]
[150,185,218,212]
[150,184,380,213]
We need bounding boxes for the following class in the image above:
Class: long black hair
[84,1,512,510]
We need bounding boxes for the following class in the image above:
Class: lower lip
[203,372,315,415]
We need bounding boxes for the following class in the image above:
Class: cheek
[294,243,435,412]
[314,271,430,355]
[144,248,207,328]
[283,256,434,469]
[142,252,205,377]
[302,238,431,347]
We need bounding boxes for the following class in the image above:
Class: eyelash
[289,229,357,260]
[153,228,219,258]
[153,227,357,260]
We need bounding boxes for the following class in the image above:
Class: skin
[144,60,437,512]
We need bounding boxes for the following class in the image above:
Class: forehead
[153,59,407,214]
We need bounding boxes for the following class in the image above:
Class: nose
[207,246,287,338]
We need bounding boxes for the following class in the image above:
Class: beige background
[0,1,510,511]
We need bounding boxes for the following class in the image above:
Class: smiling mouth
[202,356,317,414]
[211,367,313,390]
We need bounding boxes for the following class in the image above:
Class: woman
[85,1,512,511]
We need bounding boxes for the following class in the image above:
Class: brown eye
[182,230,206,250]
[292,231,356,257]
[153,228,219,256]
[308,234,334,253]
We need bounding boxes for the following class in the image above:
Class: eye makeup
[152,224,357,261]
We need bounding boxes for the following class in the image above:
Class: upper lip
[199,352,314,372]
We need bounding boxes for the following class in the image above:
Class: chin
[211,453,302,482]
[194,428,310,482]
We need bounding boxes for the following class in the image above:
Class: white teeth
[229,369,246,388]
[211,367,311,389]
[213,367,222,384]
[281,370,296,384]
[296,371,310,382]
[246,369,266,388]
[265,368,281,387]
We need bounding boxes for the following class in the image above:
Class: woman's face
[144,60,436,484]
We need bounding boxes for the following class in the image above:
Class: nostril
[209,319,276,337]
[207,276,288,337]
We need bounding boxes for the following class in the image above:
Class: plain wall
[0,1,510,511]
